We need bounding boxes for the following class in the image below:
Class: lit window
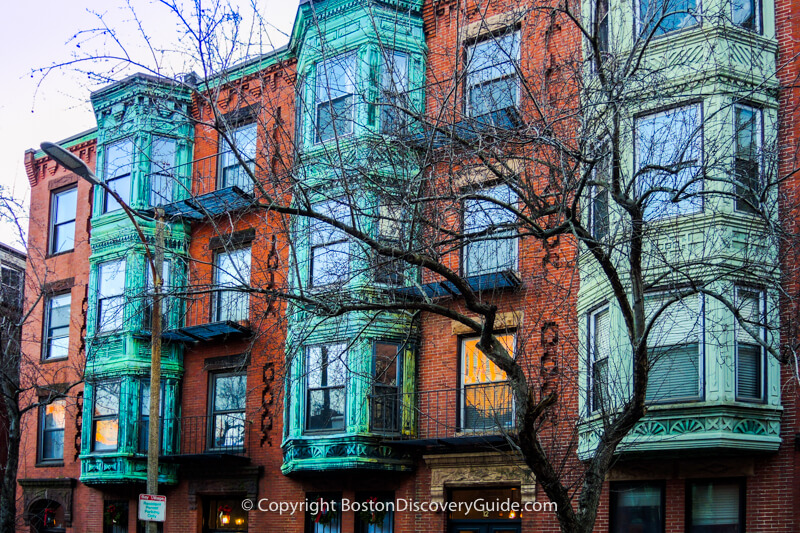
[688,480,744,532]
[214,247,251,322]
[44,293,70,360]
[210,373,246,449]
[306,343,347,432]
[92,382,120,453]
[49,187,77,254]
[380,52,409,134]
[371,342,401,432]
[736,287,765,401]
[150,136,176,205]
[461,334,514,430]
[103,139,133,213]
[734,105,762,214]
[39,399,66,462]
[463,184,517,276]
[97,259,126,332]
[138,380,164,453]
[310,200,351,287]
[610,482,664,532]
[636,104,703,220]
[645,293,703,403]
[732,0,760,31]
[219,123,257,190]
[589,307,610,413]
[466,31,520,117]
[316,53,356,143]
[638,0,699,36]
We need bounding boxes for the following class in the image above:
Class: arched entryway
[27,499,66,533]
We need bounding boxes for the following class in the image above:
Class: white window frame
[463,184,518,277]
[315,53,356,143]
[213,247,251,323]
[43,292,71,361]
[103,139,133,214]
[97,259,126,333]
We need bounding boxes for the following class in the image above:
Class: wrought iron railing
[369,382,515,440]
[138,415,251,458]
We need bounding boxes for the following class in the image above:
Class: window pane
[54,188,77,224]
[46,293,71,360]
[732,0,757,30]
[316,54,355,142]
[51,188,77,253]
[308,388,346,431]
[690,481,741,530]
[381,52,409,134]
[646,344,700,402]
[214,248,251,321]
[464,185,517,276]
[462,335,514,430]
[94,419,119,451]
[150,137,176,205]
[220,123,257,190]
[44,400,66,429]
[639,0,698,35]
[466,32,520,116]
[213,412,246,447]
[99,260,126,297]
[104,139,133,213]
[98,260,126,332]
[636,105,702,220]
[611,483,663,533]
[94,383,120,417]
[375,343,399,386]
[214,374,247,411]
[308,344,347,388]
[734,106,761,213]
[42,428,64,460]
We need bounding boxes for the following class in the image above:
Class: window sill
[35,460,64,468]
[40,357,69,364]
[45,249,74,259]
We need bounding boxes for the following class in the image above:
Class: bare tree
[32,0,795,531]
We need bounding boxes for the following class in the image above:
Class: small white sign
[138,494,166,522]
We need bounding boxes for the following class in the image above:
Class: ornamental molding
[423,452,535,505]
[186,465,261,510]
[19,478,77,526]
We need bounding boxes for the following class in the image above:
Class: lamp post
[41,142,165,533]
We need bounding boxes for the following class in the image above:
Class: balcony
[162,186,255,221]
[380,383,515,448]
[160,415,251,464]
[392,270,521,300]
[410,105,523,148]
[162,290,252,343]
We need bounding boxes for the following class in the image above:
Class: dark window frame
[462,183,518,277]
[686,478,746,533]
[370,341,403,433]
[315,52,357,144]
[305,342,348,433]
[38,398,66,463]
[464,28,521,118]
[379,50,410,135]
[218,122,257,191]
[102,138,134,214]
[735,286,767,403]
[733,103,763,214]
[309,199,352,288]
[208,371,247,450]
[609,481,666,533]
[588,305,611,414]
[149,135,177,206]
[49,186,77,255]
[43,292,71,361]
[213,246,251,323]
[458,332,516,431]
[137,379,165,454]
[91,381,121,453]
[97,258,127,333]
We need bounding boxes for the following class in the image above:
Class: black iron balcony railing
[143,415,251,460]
[370,382,515,442]
[161,290,251,343]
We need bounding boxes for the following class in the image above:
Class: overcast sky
[0,0,297,251]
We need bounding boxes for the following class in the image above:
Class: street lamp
[41,142,165,533]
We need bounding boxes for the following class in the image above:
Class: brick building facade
[14,0,800,531]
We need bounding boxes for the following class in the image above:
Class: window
[143,260,171,331]
[214,247,251,322]
[636,104,702,220]
[306,343,347,432]
[355,492,394,533]
[97,259,126,333]
[43,293,70,360]
[736,287,765,401]
[461,334,514,430]
[39,399,65,462]
[688,480,744,532]
[463,184,517,276]
[589,307,611,413]
[49,187,77,254]
[316,53,356,143]
[219,123,257,190]
[310,200,351,287]
[1,267,22,308]
[137,380,164,453]
[103,500,129,533]
[596,0,610,55]
[645,293,703,403]
[103,139,133,213]
[92,382,120,452]
[371,342,401,432]
[380,52,409,134]
[732,0,760,31]
[210,373,247,449]
[305,494,341,533]
[205,498,247,532]
[590,145,610,239]
[638,0,699,36]
[465,30,520,117]
[150,136,176,205]
[734,105,762,214]
[374,204,404,284]
[609,482,664,533]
